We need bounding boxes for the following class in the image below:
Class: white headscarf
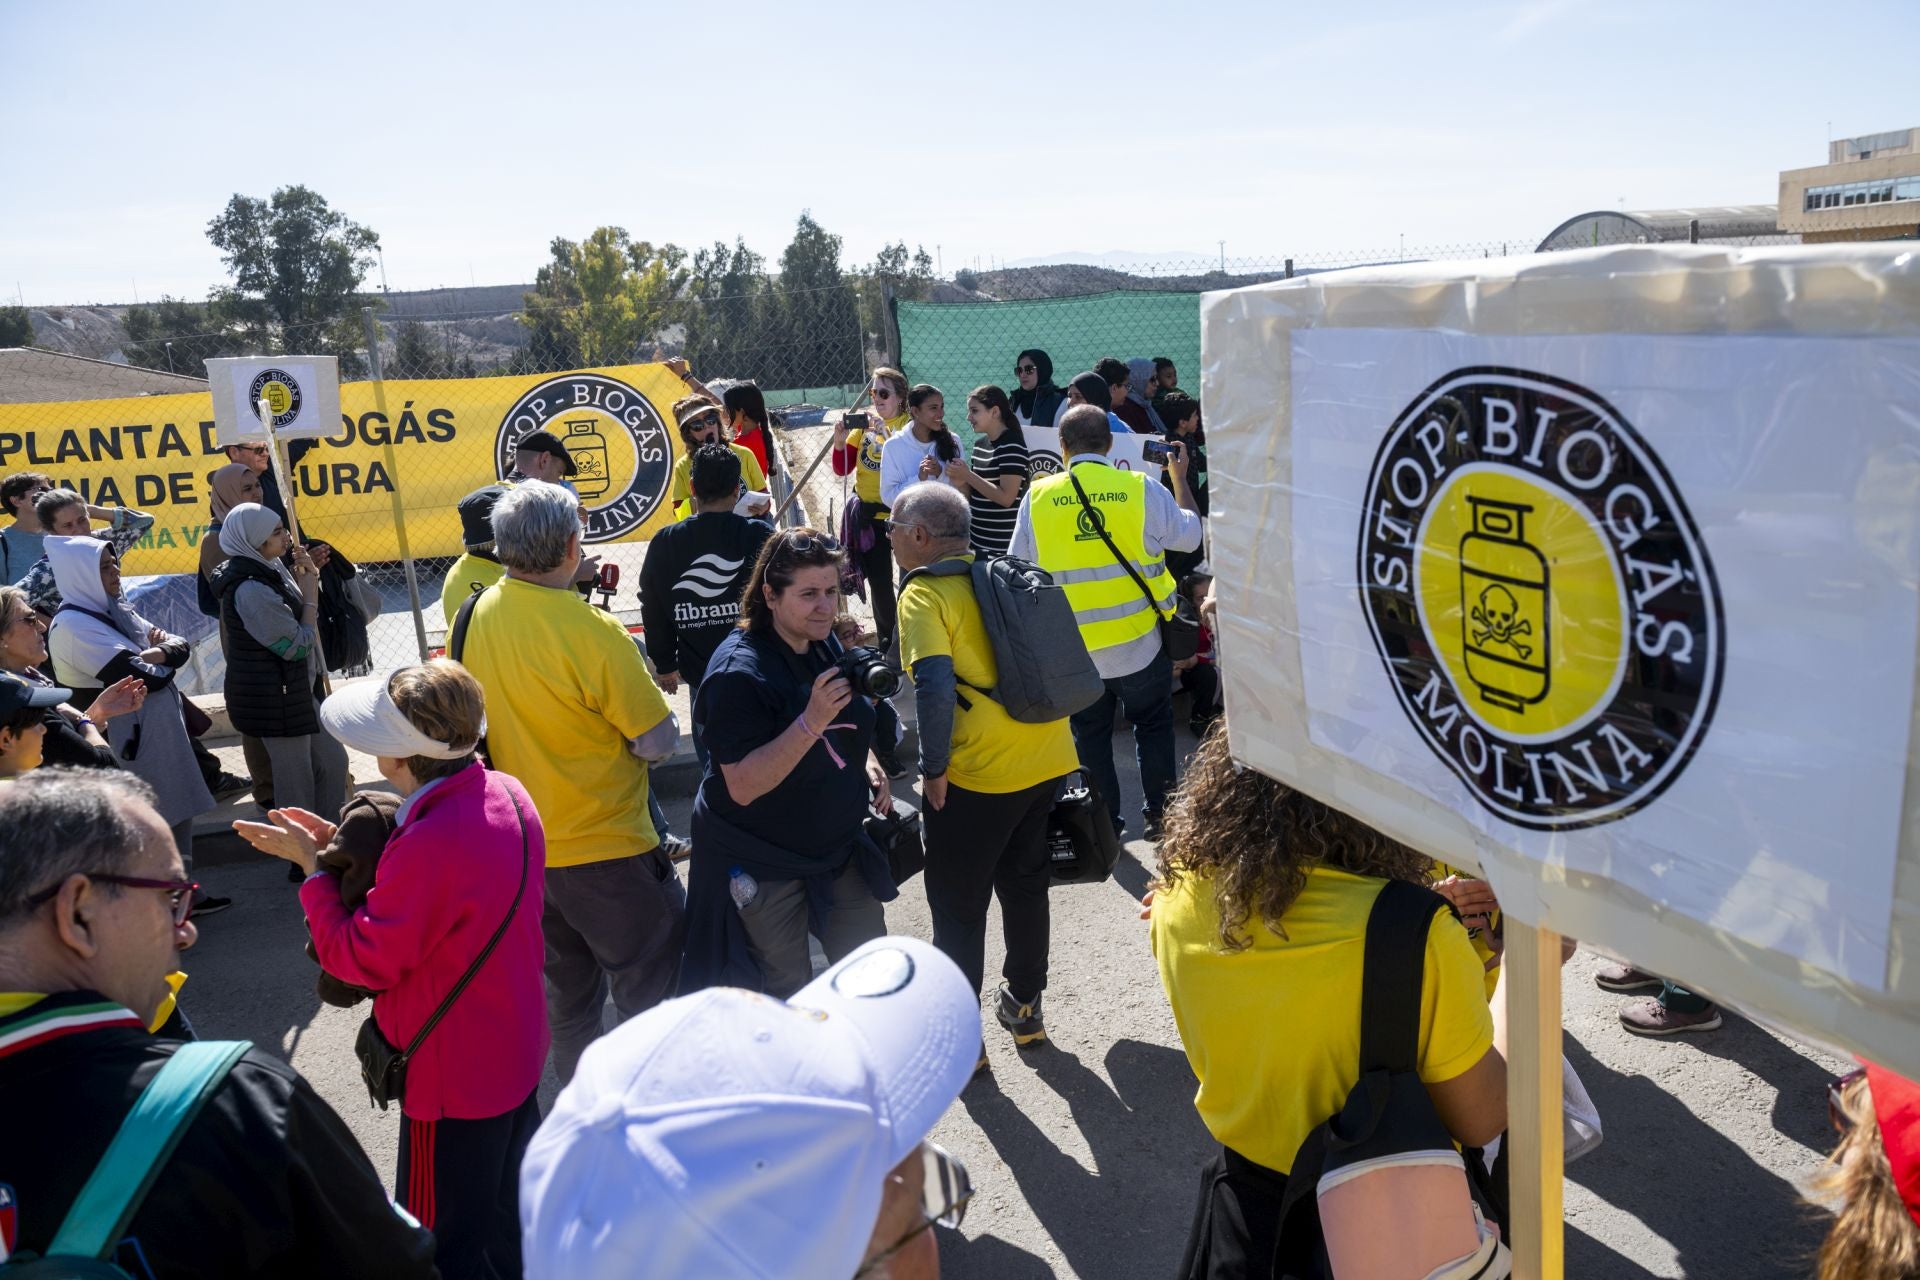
[217,503,300,595]
[46,535,146,687]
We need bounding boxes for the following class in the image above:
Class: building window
[1805,176,1920,213]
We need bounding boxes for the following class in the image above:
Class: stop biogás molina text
[1358,368,1723,831]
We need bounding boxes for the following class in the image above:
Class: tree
[0,306,31,347]
[682,238,779,385]
[854,241,935,361]
[774,212,863,388]
[518,228,688,370]
[124,296,251,379]
[390,319,451,379]
[205,185,379,369]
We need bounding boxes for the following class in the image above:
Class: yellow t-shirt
[670,442,768,519]
[847,412,907,511]
[456,578,672,866]
[896,555,1079,794]
[440,552,506,626]
[1151,866,1495,1173]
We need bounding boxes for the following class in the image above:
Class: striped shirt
[969,430,1030,557]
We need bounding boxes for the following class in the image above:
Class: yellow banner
[0,363,689,576]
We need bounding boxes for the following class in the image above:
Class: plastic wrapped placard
[1201,244,1920,1075]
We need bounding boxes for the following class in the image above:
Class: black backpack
[1271,880,1509,1278]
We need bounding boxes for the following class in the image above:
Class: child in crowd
[1174,571,1220,737]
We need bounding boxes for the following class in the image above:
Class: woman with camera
[208,503,349,824]
[832,367,910,651]
[679,527,897,998]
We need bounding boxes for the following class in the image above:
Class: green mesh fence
[897,290,1201,446]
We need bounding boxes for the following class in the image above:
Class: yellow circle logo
[495,374,673,542]
[1360,369,1723,830]
[1414,464,1626,742]
[246,367,303,429]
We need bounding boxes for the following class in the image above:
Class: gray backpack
[901,555,1103,723]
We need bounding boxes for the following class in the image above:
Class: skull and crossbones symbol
[1471,584,1533,659]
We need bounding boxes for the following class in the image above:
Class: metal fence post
[362,306,432,663]
[1284,258,1294,279]
[883,284,901,370]
[1689,218,1700,244]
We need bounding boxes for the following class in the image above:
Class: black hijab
[1009,348,1059,418]
[1069,370,1111,411]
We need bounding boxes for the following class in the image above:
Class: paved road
[184,723,1845,1278]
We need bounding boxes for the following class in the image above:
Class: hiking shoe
[1593,960,1663,993]
[875,745,908,780]
[1618,997,1722,1036]
[996,983,1047,1048]
[973,1046,991,1077]
[659,833,693,864]
[191,893,233,918]
[1142,813,1165,843]
[211,773,254,804]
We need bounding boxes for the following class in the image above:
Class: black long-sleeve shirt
[637,512,772,686]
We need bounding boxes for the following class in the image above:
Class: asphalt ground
[184,713,1848,1278]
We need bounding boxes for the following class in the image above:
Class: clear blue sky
[3,0,1912,305]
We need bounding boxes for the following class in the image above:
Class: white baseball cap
[520,936,980,1280]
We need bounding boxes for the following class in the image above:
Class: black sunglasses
[1015,364,1037,374]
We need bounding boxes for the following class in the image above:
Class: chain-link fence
[2,226,1808,691]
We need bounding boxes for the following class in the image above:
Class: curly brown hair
[1815,1074,1920,1280]
[1155,723,1435,951]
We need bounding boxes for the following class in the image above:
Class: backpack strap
[1359,879,1447,1075]
[1065,465,1170,624]
[1271,879,1448,1251]
[897,556,986,711]
[448,582,489,664]
[45,1039,251,1260]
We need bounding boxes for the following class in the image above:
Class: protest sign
[1021,424,1163,479]
[1201,243,1920,1075]
[0,362,690,575]
[206,355,342,443]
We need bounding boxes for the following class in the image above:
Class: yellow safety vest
[1026,461,1177,665]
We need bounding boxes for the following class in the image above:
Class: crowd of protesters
[2,350,1915,1280]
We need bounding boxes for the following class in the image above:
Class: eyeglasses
[854,1143,973,1276]
[1829,1066,1867,1132]
[232,443,269,455]
[23,873,201,927]
[2,610,45,631]
[1015,364,1037,375]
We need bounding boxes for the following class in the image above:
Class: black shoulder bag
[1065,466,1199,662]
[354,787,530,1110]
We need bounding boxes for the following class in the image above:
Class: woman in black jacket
[0,584,145,769]
[209,503,348,824]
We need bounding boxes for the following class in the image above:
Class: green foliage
[519,229,689,371]
[390,319,451,379]
[855,241,935,355]
[123,296,250,379]
[775,213,863,386]
[682,237,778,384]
[0,306,31,347]
[205,185,380,372]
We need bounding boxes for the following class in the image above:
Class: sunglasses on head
[779,532,843,557]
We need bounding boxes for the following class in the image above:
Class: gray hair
[0,768,161,922]
[491,480,580,574]
[1059,404,1113,457]
[893,481,971,543]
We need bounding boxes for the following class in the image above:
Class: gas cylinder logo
[496,374,673,543]
[1358,368,1723,830]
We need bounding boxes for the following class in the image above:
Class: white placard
[1288,328,1920,990]
[206,355,342,444]
[1020,425,1164,480]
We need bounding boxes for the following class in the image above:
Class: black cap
[515,430,578,477]
[457,484,510,551]
[0,671,70,717]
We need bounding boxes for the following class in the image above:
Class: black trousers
[858,504,896,650]
[396,1092,540,1280]
[1181,662,1221,719]
[923,775,1060,999]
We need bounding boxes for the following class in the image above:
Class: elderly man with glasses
[0,768,437,1276]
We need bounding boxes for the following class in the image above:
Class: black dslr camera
[836,645,901,699]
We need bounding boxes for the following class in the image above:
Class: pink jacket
[302,764,550,1121]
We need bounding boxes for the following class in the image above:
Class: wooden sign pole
[1505,918,1565,1279]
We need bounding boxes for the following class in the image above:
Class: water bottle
[728,866,758,910]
